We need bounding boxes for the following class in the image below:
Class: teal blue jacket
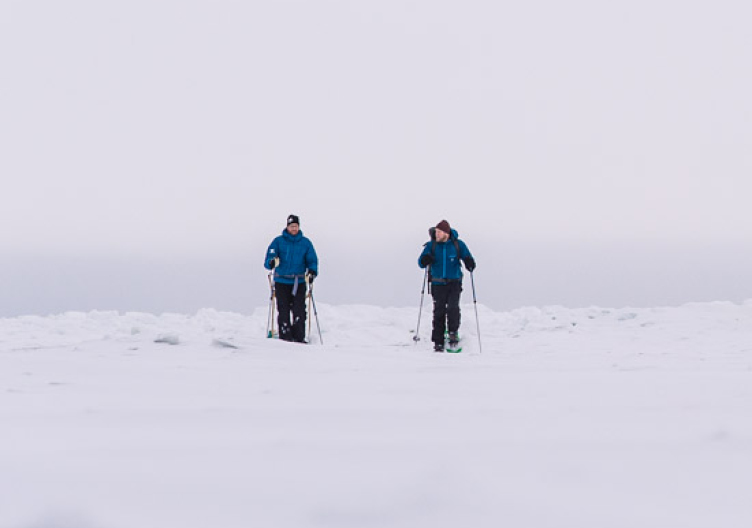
[264,229,318,284]
[418,229,473,283]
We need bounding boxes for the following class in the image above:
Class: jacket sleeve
[305,240,319,275]
[264,238,279,270]
[418,243,431,268]
[458,240,473,260]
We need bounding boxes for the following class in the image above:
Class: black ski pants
[431,280,462,345]
[275,281,307,342]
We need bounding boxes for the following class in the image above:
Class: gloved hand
[268,257,280,269]
[463,257,476,272]
[420,254,434,267]
[307,270,317,284]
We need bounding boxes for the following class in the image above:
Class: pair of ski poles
[413,268,482,353]
[266,272,323,345]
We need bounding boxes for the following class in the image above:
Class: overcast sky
[2,0,751,316]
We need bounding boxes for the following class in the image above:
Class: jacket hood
[281,228,305,242]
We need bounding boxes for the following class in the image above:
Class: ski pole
[306,275,313,343]
[309,282,324,345]
[470,270,482,353]
[266,272,276,338]
[413,268,428,342]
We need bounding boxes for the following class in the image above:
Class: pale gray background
[2,0,751,316]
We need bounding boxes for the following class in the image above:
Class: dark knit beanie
[435,219,451,234]
[287,214,300,226]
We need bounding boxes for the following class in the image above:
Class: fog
[3,239,751,317]
[2,1,751,316]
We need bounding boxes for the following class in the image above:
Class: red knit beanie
[435,220,451,235]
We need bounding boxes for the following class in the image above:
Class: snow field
[2,302,752,528]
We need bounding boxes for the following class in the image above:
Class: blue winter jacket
[418,229,473,283]
[264,229,319,284]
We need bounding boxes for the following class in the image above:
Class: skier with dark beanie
[264,214,319,342]
[418,220,476,352]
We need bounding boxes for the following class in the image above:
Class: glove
[268,257,279,269]
[307,270,317,283]
[463,257,476,272]
[420,254,434,267]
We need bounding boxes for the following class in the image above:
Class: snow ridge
[3,301,752,356]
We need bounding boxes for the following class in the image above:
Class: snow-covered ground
[2,302,752,528]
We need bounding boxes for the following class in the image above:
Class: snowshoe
[446,332,462,353]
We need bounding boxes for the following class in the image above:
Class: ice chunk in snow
[154,333,180,345]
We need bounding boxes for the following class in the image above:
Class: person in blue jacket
[418,220,476,352]
[264,214,319,342]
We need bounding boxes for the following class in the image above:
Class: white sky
[2,0,751,315]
